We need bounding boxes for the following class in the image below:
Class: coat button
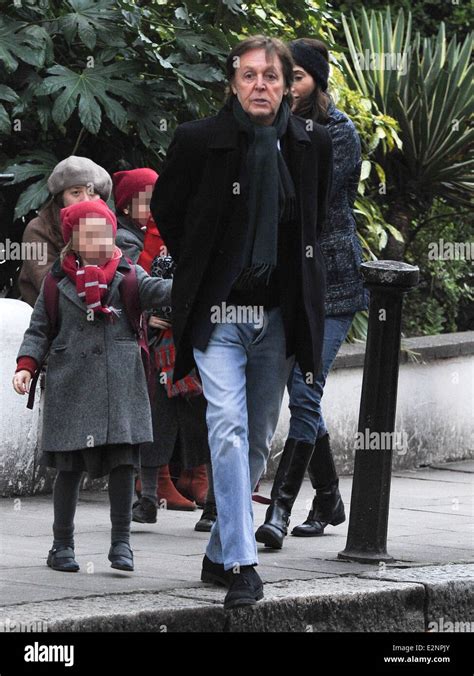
[80,351,87,358]
[92,347,103,355]
[78,326,84,332]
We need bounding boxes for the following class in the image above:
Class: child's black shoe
[47,546,80,572]
[132,496,157,523]
[108,541,134,571]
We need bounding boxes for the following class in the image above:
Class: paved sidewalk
[0,461,472,632]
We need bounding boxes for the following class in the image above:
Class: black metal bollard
[338,260,419,563]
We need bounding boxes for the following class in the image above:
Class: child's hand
[12,370,32,395]
[148,316,171,330]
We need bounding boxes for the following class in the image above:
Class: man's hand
[13,370,32,395]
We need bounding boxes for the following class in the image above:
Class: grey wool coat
[17,257,172,453]
[115,214,145,264]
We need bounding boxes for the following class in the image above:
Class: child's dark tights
[52,470,81,549]
[52,465,134,549]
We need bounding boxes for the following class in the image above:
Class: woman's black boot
[195,501,217,532]
[255,438,315,549]
[292,434,345,537]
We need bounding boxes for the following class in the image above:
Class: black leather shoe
[108,541,134,571]
[132,496,157,524]
[47,546,80,572]
[255,438,315,550]
[292,487,345,536]
[201,555,230,587]
[224,566,264,610]
[195,503,217,532]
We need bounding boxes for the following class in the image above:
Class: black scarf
[232,97,296,289]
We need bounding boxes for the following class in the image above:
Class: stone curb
[1,565,472,633]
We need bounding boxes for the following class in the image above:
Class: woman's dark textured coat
[320,102,368,316]
[151,103,333,383]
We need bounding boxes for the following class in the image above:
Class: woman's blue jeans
[287,314,354,445]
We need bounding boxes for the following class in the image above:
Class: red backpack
[26,262,149,409]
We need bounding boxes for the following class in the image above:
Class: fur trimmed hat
[47,156,112,200]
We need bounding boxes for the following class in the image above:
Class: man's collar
[209,103,312,149]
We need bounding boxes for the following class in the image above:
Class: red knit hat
[112,168,158,212]
[60,199,117,244]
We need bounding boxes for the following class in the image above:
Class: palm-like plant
[341,8,473,259]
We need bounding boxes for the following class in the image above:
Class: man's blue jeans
[193,306,294,570]
[287,314,354,444]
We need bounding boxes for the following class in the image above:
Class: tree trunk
[381,200,412,261]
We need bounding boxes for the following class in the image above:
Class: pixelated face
[130,185,154,227]
[231,48,288,125]
[291,66,316,111]
[71,216,115,265]
[63,185,101,206]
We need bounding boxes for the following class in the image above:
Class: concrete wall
[0,299,41,496]
[1,296,473,495]
[268,332,474,477]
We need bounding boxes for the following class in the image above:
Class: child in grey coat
[12,199,172,573]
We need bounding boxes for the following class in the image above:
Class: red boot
[157,465,196,511]
[176,465,209,507]
[135,476,142,499]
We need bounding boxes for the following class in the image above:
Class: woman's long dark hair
[292,38,331,124]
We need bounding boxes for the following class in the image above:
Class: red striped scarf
[61,246,122,317]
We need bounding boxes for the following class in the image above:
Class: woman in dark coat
[256,38,368,549]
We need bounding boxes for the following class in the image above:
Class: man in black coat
[151,35,333,610]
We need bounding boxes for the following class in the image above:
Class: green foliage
[338,7,473,270]
[1,1,469,337]
[330,0,472,42]
[346,309,368,343]
[402,205,474,335]
[0,0,337,219]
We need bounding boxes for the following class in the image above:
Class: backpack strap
[119,262,151,382]
[43,271,60,336]
[27,272,60,410]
